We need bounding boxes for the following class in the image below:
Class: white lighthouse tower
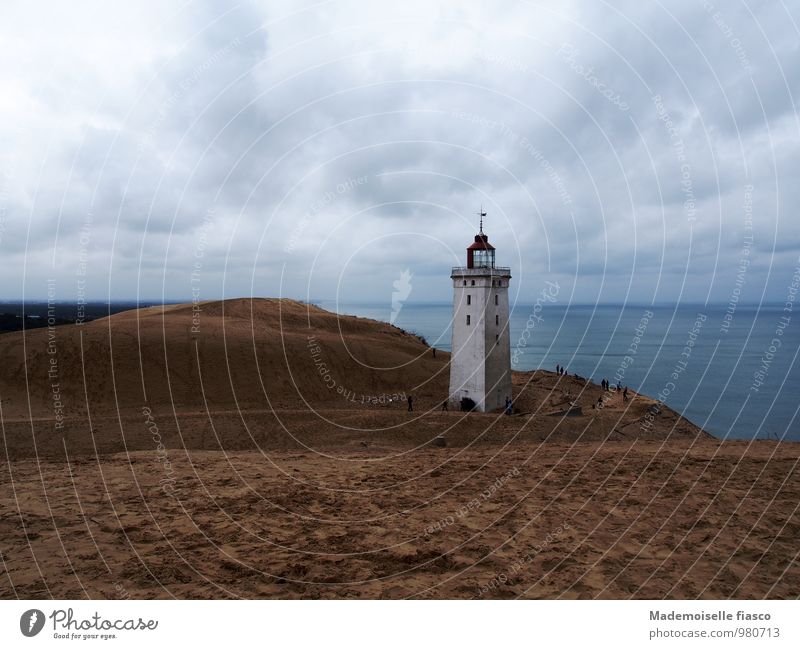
[448,211,512,412]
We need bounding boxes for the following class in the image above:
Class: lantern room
[466,232,495,269]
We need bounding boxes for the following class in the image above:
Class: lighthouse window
[467,295,471,305]
[496,334,499,341]
[496,314,499,325]
[495,295,498,305]
[466,315,471,325]
[463,280,466,285]
[473,249,494,269]
[471,280,475,286]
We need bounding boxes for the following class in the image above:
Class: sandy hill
[0,298,443,417]
[0,298,709,458]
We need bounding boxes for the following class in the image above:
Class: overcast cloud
[1,0,798,306]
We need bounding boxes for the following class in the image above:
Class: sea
[316,300,800,441]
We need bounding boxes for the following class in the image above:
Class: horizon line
[0,297,791,308]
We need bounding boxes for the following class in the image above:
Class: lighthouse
[448,211,512,412]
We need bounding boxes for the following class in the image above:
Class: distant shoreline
[0,299,793,308]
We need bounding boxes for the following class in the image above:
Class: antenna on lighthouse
[476,206,487,234]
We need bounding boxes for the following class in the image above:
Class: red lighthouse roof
[467,233,495,251]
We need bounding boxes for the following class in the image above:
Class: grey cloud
[0,0,798,305]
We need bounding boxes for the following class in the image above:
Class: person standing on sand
[441,400,448,411]
[433,348,436,358]
[407,395,413,412]
[623,387,628,402]
[556,364,560,374]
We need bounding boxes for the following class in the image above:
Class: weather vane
[476,205,487,234]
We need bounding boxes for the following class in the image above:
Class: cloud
[0,0,797,306]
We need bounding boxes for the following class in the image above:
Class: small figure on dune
[556,364,560,375]
[432,348,436,358]
[617,381,622,391]
[505,396,512,415]
[623,387,629,402]
[441,400,448,411]
[407,395,413,412]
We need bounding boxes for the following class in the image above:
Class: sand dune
[0,298,440,419]
[0,298,706,459]
[1,298,796,599]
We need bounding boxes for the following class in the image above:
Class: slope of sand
[1,298,797,599]
[0,297,707,459]
[0,298,442,419]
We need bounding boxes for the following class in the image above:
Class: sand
[0,298,797,598]
[2,441,798,599]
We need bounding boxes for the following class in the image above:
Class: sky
[0,0,798,307]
